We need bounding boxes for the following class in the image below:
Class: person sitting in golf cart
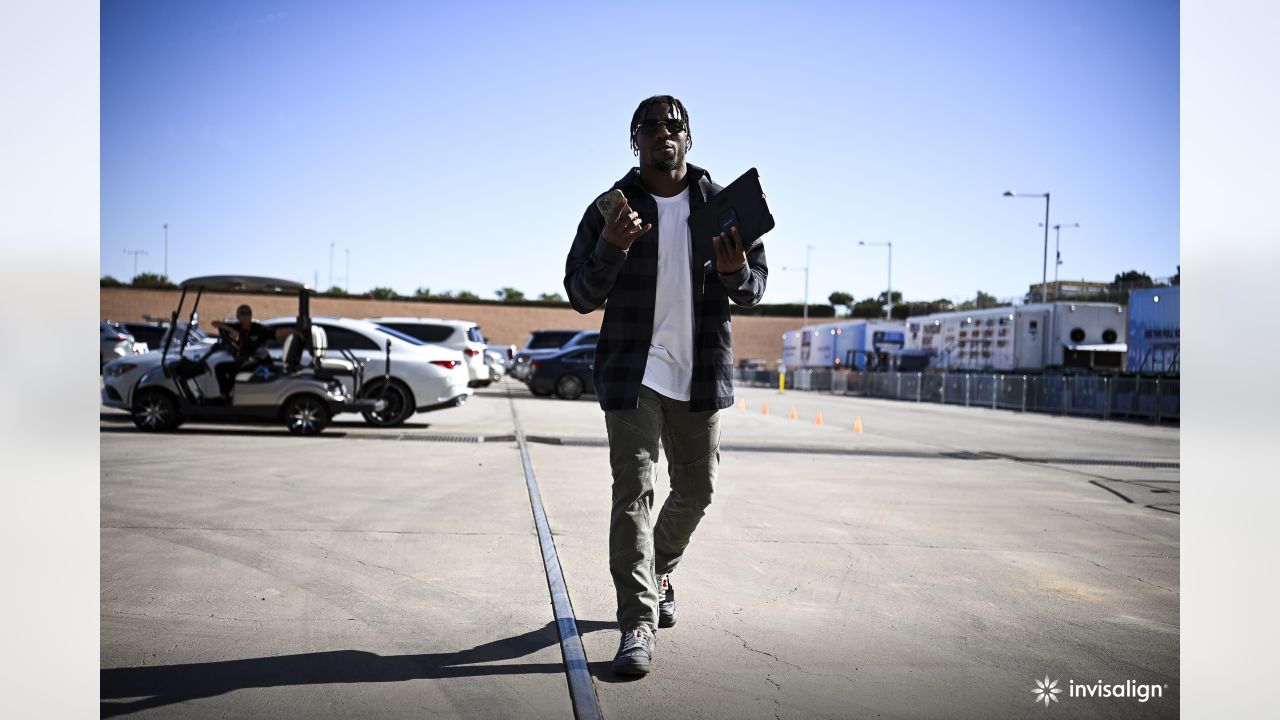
[211,303,299,398]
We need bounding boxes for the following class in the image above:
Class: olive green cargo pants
[604,385,721,633]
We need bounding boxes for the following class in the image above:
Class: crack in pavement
[1076,556,1177,593]
[766,674,783,720]
[716,627,857,687]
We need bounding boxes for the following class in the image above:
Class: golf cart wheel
[556,374,584,400]
[361,380,413,427]
[284,394,331,435]
[132,390,181,432]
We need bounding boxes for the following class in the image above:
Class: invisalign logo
[1032,676,1062,707]
[1032,675,1169,707]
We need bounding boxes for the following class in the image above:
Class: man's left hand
[712,226,748,274]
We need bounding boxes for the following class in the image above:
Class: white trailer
[905,302,1127,372]
[783,319,909,369]
[782,321,841,368]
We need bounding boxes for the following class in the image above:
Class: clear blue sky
[101,0,1178,306]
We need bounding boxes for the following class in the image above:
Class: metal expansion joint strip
[507,393,603,720]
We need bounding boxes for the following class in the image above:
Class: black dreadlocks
[629,95,692,155]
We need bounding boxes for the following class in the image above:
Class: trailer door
[1015,311,1048,370]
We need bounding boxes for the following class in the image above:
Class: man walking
[564,96,768,676]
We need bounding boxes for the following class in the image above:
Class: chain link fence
[734,368,1178,424]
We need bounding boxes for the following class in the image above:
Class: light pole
[1003,190,1051,303]
[345,248,350,294]
[162,224,169,279]
[780,244,815,329]
[123,248,147,281]
[858,240,893,319]
[329,242,335,291]
[1039,222,1079,299]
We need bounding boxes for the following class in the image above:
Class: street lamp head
[1003,190,1017,197]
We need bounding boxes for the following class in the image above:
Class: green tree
[100,275,125,287]
[1113,270,1155,288]
[131,272,176,289]
[828,291,854,316]
[414,286,432,298]
[851,296,884,318]
[538,292,565,302]
[369,287,398,300]
[876,290,904,307]
[327,286,348,296]
[957,290,1005,311]
[495,287,526,302]
[455,290,480,301]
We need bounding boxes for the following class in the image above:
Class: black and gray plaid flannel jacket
[564,164,768,412]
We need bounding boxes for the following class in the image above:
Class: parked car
[261,316,472,427]
[527,346,596,400]
[121,321,214,352]
[368,316,492,388]
[512,329,599,381]
[101,276,385,435]
[483,348,508,383]
[101,321,146,368]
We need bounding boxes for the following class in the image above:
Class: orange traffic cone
[762,403,770,415]
[815,411,824,426]
[788,406,798,420]
[853,416,863,433]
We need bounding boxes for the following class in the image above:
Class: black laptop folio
[688,167,776,256]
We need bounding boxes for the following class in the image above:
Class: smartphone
[718,208,738,236]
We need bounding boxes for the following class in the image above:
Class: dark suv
[512,327,596,379]
[512,330,598,381]
[527,346,595,400]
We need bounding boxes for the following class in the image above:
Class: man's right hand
[601,196,651,251]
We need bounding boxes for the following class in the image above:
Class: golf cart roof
[179,275,309,293]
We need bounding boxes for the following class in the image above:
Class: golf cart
[101,275,388,435]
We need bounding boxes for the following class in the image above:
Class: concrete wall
[101,287,794,364]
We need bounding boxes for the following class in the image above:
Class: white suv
[368,317,492,387]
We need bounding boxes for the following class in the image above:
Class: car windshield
[527,331,577,349]
[374,325,426,345]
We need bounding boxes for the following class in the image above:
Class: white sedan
[261,316,472,426]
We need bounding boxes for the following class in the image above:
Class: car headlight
[105,362,137,378]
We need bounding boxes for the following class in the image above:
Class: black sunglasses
[634,118,687,135]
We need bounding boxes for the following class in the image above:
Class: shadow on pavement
[98,425,320,439]
[328,419,431,429]
[101,620,618,716]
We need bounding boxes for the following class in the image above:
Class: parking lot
[101,377,1179,719]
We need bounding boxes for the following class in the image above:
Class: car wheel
[556,374,584,400]
[361,380,414,427]
[284,394,331,435]
[132,390,180,432]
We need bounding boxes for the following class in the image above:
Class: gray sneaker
[612,627,656,676]
[658,574,677,628]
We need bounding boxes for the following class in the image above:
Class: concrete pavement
[101,377,1178,718]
